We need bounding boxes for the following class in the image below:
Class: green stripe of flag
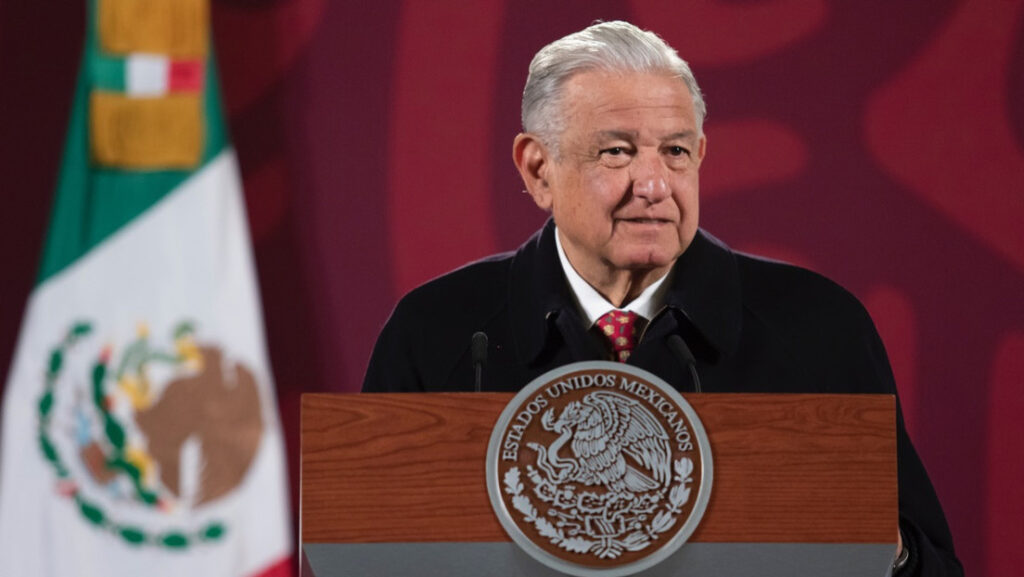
[37,0,229,285]
[90,55,127,92]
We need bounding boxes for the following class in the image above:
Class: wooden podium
[301,392,898,576]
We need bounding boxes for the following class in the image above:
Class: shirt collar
[554,227,669,327]
[508,220,742,365]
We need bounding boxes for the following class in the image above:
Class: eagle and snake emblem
[504,390,695,560]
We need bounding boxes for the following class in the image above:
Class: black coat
[364,220,962,576]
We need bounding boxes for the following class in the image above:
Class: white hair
[522,21,706,151]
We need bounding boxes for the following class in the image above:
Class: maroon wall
[2,2,1022,575]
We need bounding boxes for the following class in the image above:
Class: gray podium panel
[303,542,896,577]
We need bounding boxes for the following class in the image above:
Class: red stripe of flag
[169,60,204,92]
[250,554,293,577]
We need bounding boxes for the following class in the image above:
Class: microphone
[668,334,702,393]
[471,331,488,392]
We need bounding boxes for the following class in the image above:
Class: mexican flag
[0,1,292,576]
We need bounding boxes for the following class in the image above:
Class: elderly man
[363,21,961,576]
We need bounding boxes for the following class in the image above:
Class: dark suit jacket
[364,219,962,576]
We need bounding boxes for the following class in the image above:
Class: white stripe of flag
[126,54,170,96]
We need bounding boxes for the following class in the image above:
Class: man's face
[527,70,706,284]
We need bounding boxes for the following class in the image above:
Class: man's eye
[601,147,627,156]
[666,146,689,156]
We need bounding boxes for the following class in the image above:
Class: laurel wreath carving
[36,321,226,549]
[503,457,694,559]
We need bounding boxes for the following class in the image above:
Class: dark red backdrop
[2,2,1022,575]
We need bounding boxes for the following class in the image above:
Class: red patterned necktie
[596,310,640,362]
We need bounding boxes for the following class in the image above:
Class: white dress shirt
[554,227,671,330]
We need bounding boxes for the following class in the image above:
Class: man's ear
[513,133,553,211]
[694,133,707,168]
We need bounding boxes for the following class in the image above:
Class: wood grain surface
[301,392,895,544]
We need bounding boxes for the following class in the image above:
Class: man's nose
[630,154,670,203]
